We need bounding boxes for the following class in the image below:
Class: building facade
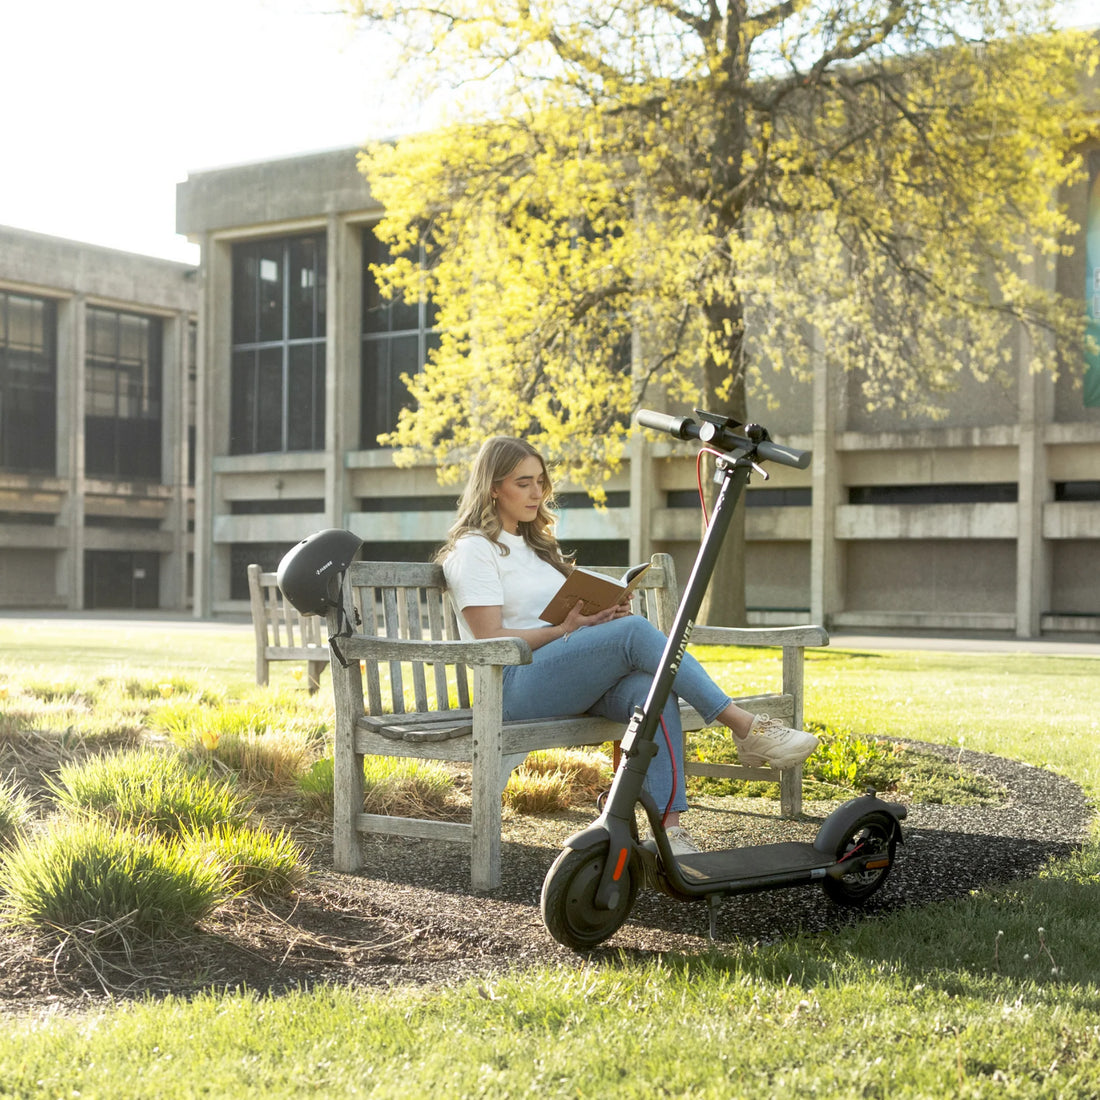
[173,138,1100,637]
[0,227,198,610]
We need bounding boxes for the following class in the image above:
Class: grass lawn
[0,622,1098,1098]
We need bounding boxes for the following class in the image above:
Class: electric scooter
[540,409,907,951]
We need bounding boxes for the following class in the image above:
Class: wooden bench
[247,564,329,693]
[326,554,829,890]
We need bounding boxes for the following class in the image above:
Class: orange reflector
[866,858,890,869]
[612,848,629,881]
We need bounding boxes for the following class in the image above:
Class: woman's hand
[561,596,631,634]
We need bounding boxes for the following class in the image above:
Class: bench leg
[332,663,365,873]
[779,765,803,819]
[307,660,326,694]
[471,669,504,891]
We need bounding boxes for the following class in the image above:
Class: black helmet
[277,528,362,616]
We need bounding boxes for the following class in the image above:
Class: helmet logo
[315,560,334,576]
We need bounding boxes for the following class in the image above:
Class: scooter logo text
[668,619,695,676]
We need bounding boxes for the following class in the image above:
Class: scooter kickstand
[707,894,722,941]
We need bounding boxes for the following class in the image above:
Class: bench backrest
[247,565,325,649]
[339,553,678,719]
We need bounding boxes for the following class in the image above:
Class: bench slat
[362,712,474,742]
[247,564,328,693]
[357,812,471,842]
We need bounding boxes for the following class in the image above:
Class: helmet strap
[327,578,361,669]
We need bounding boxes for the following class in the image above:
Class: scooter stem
[592,451,754,909]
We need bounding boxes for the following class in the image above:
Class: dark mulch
[0,741,1092,1019]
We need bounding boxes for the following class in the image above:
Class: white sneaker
[641,825,701,857]
[736,714,819,769]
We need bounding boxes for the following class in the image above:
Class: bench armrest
[333,634,533,667]
[688,624,829,648]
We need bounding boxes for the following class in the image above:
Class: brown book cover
[538,563,652,626]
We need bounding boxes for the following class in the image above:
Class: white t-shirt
[443,531,565,640]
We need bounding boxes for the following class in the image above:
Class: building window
[847,484,1018,505]
[84,550,160,609]
[360,225,439,449]
[231,235,326,455]
[85,307,162,481]
[0,291,57,474]
[230,542,296,600]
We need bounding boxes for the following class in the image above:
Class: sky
[2,0,1097,267]
[2,0,414,264]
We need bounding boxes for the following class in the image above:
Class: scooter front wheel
[541,844,639,950]
[822,811,898,906]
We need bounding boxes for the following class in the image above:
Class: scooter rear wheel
[822,811,897,906]
[541,844,639,950]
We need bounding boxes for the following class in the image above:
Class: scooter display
[540,409,907,951]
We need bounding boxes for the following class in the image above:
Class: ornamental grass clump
[0,775,33,848]
[361,758,456,817]
[503,767,572,814]
[504,749,613,813]
[298,755,334,813]
[49,748,249,838]
[0,818,226,941]
[152,692,329,789]
[184,823,308,899]
[523,749,612,801]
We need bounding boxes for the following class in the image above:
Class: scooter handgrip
[757,439,812,469]
[635,409,699,440]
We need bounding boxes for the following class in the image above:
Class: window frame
[230,234,327,455]
[359,223,439,450]
[84,306,163,482]
[0,290,58,475]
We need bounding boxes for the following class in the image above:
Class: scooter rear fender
[812,793,907,856]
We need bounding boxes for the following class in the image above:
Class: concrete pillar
[56,294,86,609]
[160,308,193,610]
[326,214,360,527]
[1016,339,1053,640]
[810,333,841,627]
[194,233,229,617]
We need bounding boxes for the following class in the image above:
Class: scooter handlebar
[635,410,695,440]
[756,438,812,470]
[635,409,811,469]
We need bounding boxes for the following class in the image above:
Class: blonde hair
[436,437,573,575]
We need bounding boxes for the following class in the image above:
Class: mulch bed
[0,741,1092,1019]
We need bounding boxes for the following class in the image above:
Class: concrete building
[174,139,1100,638]
[0,226,198,610]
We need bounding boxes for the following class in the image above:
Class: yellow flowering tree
[352,0,1097,622]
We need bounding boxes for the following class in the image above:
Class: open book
[538,562,652,626]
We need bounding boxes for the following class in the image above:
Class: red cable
[695,447,724,526]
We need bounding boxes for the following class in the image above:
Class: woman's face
[492,455,547,534]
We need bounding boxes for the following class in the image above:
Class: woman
[439,436,818,855]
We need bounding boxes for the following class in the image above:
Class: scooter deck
[671,841,829,888]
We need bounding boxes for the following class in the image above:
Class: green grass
[0,622,1097,1096]
[698,644,1100,803]
[0,851,1097,1097]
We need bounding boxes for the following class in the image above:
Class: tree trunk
[696,323,749,627]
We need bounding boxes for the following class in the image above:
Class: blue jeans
[501,616,733,814]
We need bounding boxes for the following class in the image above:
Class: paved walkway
[828,630,1100,656]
